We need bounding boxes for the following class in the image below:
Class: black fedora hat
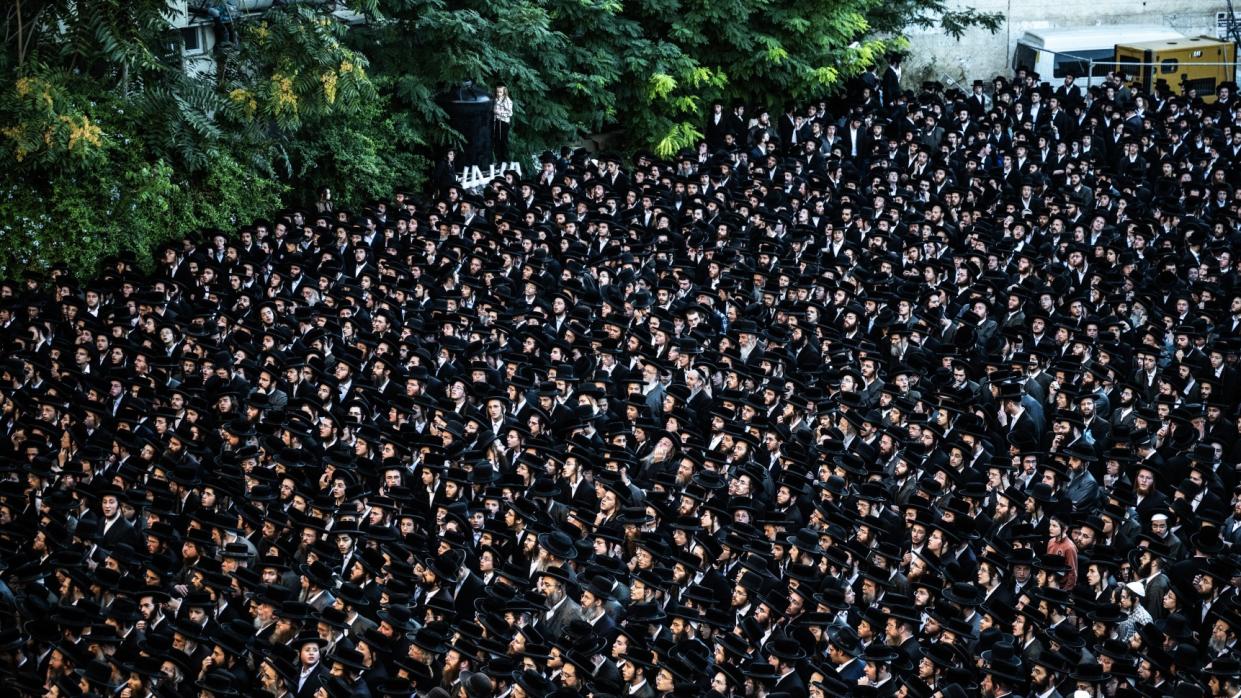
[740,659,779,682]
[536,564,575,588]
[537,530,579,560]
[942,581,984,607]
[376,605,418,633]
[980,638,1023,666]
[884,601,921,624]
[195,669,240,696]
[291,631,330,650]
[296,559,338,589]
[482,655,519,680]
[784,527,825,556]
[862,642,900,665]
[560,618,607,655]
[825,626,862,657]
[514,669,555,695]
[423,551,463,584]
[624,602,667,625]
[375,677,420,696]
[986,656,1027,686]
[618,646,657,670]
[922,641,961,670]
[75,659,120,690]
[409,625,449,655]
[326,647,367,672]
[764,632,807,661]
[1204,654,1241,679]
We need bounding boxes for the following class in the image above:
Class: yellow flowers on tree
[1,74,107,166]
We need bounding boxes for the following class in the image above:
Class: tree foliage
[354,0,999,157]
[0,1,423,278]
[0,0,998,276]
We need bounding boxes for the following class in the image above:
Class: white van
[1012,25,1187,88]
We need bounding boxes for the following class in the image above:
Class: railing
[1092,58,1237,97]
[458,162,525,190]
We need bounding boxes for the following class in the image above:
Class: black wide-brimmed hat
[760,632,805,662]
[537,530,579,560]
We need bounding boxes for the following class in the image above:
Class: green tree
[0,2,415,276]
[594,0,1001,156]
[218,7,425,204]
[353,0,618,155]
[353,0,999,159]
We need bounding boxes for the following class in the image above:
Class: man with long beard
[1133,543,1172,621]
[438,645,473,693]
[666,606,699,644]
[137,591,170,637]
[271,602,309,647]
[535,566,584,639]
[1028,652,1066,698]
[1206,616,1238,660]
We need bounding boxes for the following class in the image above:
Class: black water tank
[441,81,493,168]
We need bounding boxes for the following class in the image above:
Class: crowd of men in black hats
[1,59,1241,698]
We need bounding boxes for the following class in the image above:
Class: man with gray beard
[1206,615,1237,659]
[269,607,303,646]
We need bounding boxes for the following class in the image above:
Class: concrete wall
[902,0,1228,87]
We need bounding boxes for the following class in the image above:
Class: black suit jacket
[588,611,618,641]
[453,572,486,618]
[100,516,137,549]
[294,664,327,698]
[844,129,871,160]
[1007,412,1039,448]
[881,67,900,104]
[774,670,808,698]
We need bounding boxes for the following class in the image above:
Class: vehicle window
[1117,55,1141,74]
[1053,49,1113,79]
[1183,76,1217,96]
[1014,44,1038,72]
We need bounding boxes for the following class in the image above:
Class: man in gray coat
[535,566,584,640]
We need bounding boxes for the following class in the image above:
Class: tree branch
[16,0,23,67]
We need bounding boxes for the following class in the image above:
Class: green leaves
[0,69,110,169]
[0,145,286,278]
[0,3,400,277]
[225,8,379,134]
[810,65,841,87]
[648,73,678,101]
[654,121,702,158]
[357,0,624,152]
